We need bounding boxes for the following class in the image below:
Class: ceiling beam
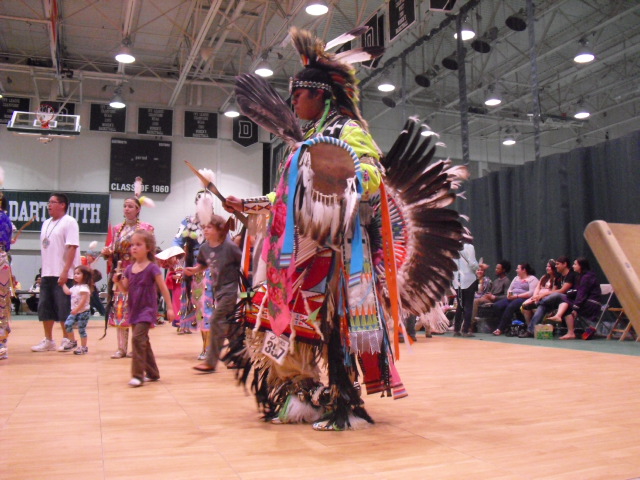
[168,0,223,107]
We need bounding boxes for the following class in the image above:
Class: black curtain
[456,130,640,280]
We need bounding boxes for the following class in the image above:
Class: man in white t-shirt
[452,241,480,337]
[31,193,81,352]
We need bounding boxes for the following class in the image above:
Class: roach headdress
[289,27,384,129]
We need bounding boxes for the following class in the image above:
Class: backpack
[505,319,527,337]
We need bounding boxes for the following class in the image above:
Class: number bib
[261,331,289,365]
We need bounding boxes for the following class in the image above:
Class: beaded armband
[242,196,272,213]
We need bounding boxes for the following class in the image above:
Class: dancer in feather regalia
[222,27,469,431]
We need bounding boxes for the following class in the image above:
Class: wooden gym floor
[2,319,640,480]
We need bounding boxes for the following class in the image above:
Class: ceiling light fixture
[254,58,273,77]
[109,86,126,109]
[484,85,502,106]
[415,66,439,88]
[505,9,527,31]
[421,126,437,137]
[305,0,328,16]
[115,38,136,64]
[377,76,395,92]
[442,52,459,70]
[574,107,590,119]
[453,20,475,41]
[471,27,498,54]
[382,95,397,108]
[224,101,240,118]
[414,73,431,88]
[502,127,517,146]
[502,134,516,146]
[573,40,595,64]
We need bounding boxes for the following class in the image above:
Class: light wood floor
[2,320,640,480]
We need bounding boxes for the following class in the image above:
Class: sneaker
[0,345,7,359]
[58,338,78,352]
[73,346,88,355]
[462,332,476,337]
[128,377,143,387]
[453,331,462,337]
[111,350,125,359]
[143,376,159,382]
[31,338,57,352]
[197,351,206,361]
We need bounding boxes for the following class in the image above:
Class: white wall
[1,101,265,285]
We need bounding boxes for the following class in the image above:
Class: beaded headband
[289,78,333,95]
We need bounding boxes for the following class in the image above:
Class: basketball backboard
[7,110,81,142]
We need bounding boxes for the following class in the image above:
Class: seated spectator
[492,263,538,335]
[10,275,22,315]
[475,267,493,299]
[519,259,561,336]
[548,257,601,340]
[519,256,576,338]
[26,275,41,312]
[472,260,511,321]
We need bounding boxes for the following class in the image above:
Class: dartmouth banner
[2,190,110,234]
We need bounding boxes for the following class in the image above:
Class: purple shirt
[124,262,162,324]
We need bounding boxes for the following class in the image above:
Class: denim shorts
[38,277,72,322]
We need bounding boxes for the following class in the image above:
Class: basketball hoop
[36,104,56,129]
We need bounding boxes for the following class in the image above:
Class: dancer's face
[130,234,150,262]
[292,88,325,121]
[123,199,140,221]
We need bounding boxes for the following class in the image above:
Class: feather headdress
[289,27,384,128]
[133,176,155,208]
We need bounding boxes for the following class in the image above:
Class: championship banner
[2,190,110,234]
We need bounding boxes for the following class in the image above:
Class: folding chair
[593,284,615,336]
[606,307,637,341]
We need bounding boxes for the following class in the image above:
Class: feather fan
[383,117,469,315]
[235,74,303,147]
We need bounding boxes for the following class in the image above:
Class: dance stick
[184,160,248,227]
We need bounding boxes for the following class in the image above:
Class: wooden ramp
[585,221,640,335]
[1,320,640,479]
